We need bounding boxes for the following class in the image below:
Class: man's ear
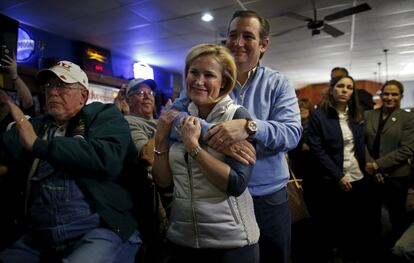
[260,37,269,54]
[125,95,132,105]
[81,89,89,105]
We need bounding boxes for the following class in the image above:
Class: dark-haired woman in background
[364,80,414,253]
[289,98,314,180]
[308,76,374,262]
[288,98,316,263]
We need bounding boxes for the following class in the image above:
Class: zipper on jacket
[227,197,240,224]
[185,152,199,248]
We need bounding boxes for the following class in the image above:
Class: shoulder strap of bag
[286,154,303,190]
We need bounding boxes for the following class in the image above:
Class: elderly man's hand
[7,101,37,151]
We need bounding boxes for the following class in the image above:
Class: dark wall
[16,23,179,99]
[18,24,82,69]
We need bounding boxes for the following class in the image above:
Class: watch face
[248,120,257,134]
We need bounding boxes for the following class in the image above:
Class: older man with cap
[0,61,141,262]
[125,78,158,165]
[124,78,174,263]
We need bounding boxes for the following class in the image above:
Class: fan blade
[281,12,312,22]
[271,25,307,37]
[322,23,344,38]
[324,3,371,21]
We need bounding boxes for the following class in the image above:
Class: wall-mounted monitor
[81,43,113,76]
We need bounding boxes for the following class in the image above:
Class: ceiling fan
[273,1,371,38]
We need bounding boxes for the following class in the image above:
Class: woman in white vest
[152,43,259,263]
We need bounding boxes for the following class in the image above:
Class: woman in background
[364,80,414,254]
[308,76,374,262]
[289,98,314,179]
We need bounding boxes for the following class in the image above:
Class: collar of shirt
[237,66,257,88]
[49,122,68,138]
[336,106,349,119]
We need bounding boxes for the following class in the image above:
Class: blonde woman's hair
[185,43,237,100]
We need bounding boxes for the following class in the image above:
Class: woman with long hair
[308,76,373,262]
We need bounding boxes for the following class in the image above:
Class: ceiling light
[396,43,414,48]
[398,50,414,54]
[400,62,414,75]
[392,34,414,39]
[201,13,214,22]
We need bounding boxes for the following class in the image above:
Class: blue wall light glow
[17,27,35,62]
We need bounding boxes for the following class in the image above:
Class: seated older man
[0,61,141,262]
[125,78,158,166]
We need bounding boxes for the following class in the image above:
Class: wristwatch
[189,145,202,159]
[245,118,257,136]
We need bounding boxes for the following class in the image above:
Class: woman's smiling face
[381,84,402,111]
[186,54,223,108]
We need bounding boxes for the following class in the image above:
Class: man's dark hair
[228,10,270,59]
[357,89,374,112]
[330,67,349,78]
[229,10,270,42]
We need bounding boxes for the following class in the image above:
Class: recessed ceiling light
[396,43,414,48]
[201,13,214,22]
[398,50,414,54]
[400,62,414,75]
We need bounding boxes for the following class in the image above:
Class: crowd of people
[0,9,413,263]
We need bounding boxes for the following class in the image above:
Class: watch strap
[189,145,202,159]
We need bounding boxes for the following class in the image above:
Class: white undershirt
[337,109,364,182]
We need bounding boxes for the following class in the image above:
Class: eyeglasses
[130,90,155,97]
[42,82,80,94]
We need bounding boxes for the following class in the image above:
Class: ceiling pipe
[235,0,247,10]
[349,0,357,52]
[383,49,389,81]
[377,62,382,85]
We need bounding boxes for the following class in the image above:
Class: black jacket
[308,106,365,182]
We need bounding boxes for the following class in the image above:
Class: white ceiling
[2,0,414,89]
